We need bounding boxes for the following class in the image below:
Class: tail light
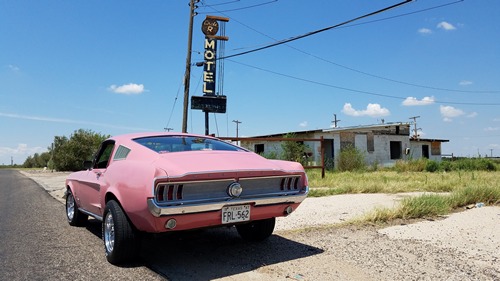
[156,184,184,202]
[279,176,300,191]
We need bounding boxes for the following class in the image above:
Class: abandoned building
[239,122,449,167]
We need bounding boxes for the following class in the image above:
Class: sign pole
[205,112,209,135]
[182,0,196,133]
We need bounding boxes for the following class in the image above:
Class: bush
[324,157,335,171]
[440,160,452,172]
[394,159,427,172]
[337,145,366,172]
[281,133,309,165]
[23,151,51,168]
[425,160,439,172]
[445,158,497,171]
[481,159,497,171]
[261,151,279,160]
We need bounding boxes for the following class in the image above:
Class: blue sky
[1,0,499,165]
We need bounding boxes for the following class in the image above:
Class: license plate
[221,205,250,224]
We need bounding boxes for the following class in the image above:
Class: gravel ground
[20,170,500,280]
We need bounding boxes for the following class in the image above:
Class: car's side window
[94,141,115,169]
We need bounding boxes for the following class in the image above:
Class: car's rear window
[133,136,245,153]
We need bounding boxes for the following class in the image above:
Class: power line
[336,0,465,30]
[198,0,277,14]
[223,0,464,54]
[228,59,500,106]
[164,75,184,130]
[200,0,241,8]
[199,0,498,94]
[291,46,500,94]
[215,0,414,60]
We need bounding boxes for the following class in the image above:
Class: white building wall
[409,142,423,159]
[239,125,444,168]
[355,134,372,164]
[409,141,443,162]
[373,135,392,165]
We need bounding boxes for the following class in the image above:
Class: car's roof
[109,132,216,142]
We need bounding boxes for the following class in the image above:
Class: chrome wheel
[104,212,115,254]
[66,189,87,226]
[66,193,75,221]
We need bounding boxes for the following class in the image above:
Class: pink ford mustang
[65,132,309,264]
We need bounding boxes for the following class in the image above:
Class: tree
[337,144,366,172]
[22,152,51,168]
[52,129,110,171]
[281,133,308,165]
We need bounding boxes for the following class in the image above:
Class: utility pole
[232,120,241,138]
[409,116,420,139]
[232,120,241,145]
[331,114,341,128]
[182,0,198,133]
[164,127,173,132]
[51,143,54,172]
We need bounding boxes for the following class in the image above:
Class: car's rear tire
[102,200,138,265]
[236,217,275,241]
[66,188,88,227]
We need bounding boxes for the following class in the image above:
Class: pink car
[65,132,309,264]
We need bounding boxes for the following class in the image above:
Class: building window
[422,145,430,158]
[255,144,264,154]
[431,142,441,155]
[390,141,402,159]
[367,133,374,152]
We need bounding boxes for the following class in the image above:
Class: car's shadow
[85,219,323,280]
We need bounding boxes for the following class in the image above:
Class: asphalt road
[0,170,162,281]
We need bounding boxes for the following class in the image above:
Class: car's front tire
[102,200,138,265]
[66,188,88,227]
[236,217,276,241]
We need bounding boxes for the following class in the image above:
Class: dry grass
[307,170,500,196]
[306,169,500,222]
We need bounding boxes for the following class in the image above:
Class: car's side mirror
[83,160,93,170]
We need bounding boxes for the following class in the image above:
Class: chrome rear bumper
[147,189,308,217]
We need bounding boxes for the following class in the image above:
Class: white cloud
[0,144,46,165]
[459,80,473,86]
[0,112,75,124]
[108,83,146,95]
[437,21,456,31]
[0,112,155,131]
[299,121,308,127]
[488,144,500,151]
[8,64,20,72]
[467,112,478,118]
[484,127,500,132]
[402,96,435,106]
[418,28,432,35]
[342,103,390,118]
[440,105,464,121]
